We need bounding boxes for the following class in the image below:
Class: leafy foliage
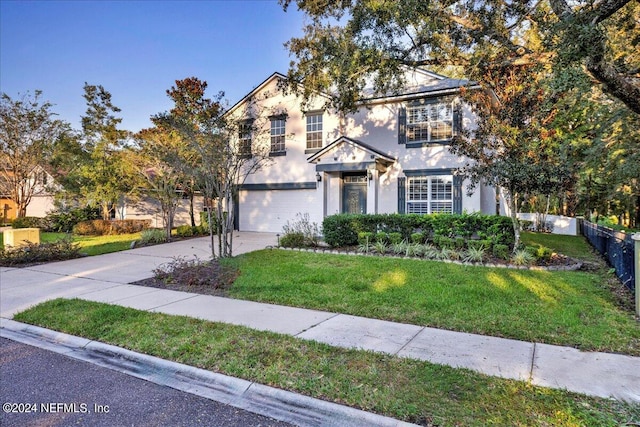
[322,213,514,248]
[138,228,168,245]
[282,1,639,114]
[73,219,151,236]
[281,212,321,247]
[0,236,80,266]
[0,91,69,217]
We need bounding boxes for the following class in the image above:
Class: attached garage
[237,184,322,233]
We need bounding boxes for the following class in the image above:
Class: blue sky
[0,0,305,133]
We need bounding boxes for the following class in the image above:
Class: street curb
[0,318,418,427]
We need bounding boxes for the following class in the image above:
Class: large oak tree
[282,0,639,114]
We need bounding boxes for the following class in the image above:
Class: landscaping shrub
[492,244,510,260]
[512,249,535,266]
[281,213,321,247]
[280,232,305,248]
[388,232,403,244]
[358,231,375,245]
[322,214,359,247]
[73,219,151,236]
[176,224,194,237]
[11,216,43,229]
[45,206,101,232]
[0,237,81,266]
[376,232,389,243]
[139,228,167,245]
[153,256,238,288]
[322,213,514,248]
[467,239,492,251]
[525,245,554,261]
[410,232,424,244]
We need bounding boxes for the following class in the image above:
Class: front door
[342,173,367,214]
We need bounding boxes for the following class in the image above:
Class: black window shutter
[398,177,406,213]
[453,105,462,136]
[453,175,463,214]
[398,106,407,144]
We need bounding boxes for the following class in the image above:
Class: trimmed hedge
[11,216,43,229]
[322,213,515,248]
[73,219,151,236]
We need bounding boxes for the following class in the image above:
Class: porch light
[316,172,322,182]
[367,170,373,181]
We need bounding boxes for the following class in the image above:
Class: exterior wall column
[367,167,378,214]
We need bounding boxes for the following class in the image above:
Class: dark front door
[342,174,367,214]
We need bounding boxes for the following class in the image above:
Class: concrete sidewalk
[1,231,639,404]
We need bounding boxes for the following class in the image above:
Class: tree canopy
[282,0,639,114]
[0,91,68,218]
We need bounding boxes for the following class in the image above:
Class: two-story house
[228,69,498,233]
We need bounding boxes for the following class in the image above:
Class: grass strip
[14,299,639,427]
[40,232,140,256]
[223,250,640,355]
[520,232,601,262]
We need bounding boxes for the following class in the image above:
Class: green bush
[139,228,167,245]
[467,239,492,251]
[44,206,100,232]
[322,213,514,248]
[492,244,510,260]
[0,237,81,266]
[376,232,389,243]
[176,225,194,237]
[11,216,42,229]
[358,232,375,245]
[73,219,151,236]
[388,232,403,244]
[434,236,456,250]
[322,214,359,247]
[410,232,424,244]
[279,232,305,248]
[282,213,321,247]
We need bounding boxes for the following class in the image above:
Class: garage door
[238,189,322,233]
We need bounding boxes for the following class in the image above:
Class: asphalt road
[0,337,293,427]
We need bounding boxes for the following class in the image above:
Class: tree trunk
[508,189,520,252]
[189,191,195,227]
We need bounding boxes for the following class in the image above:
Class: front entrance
[342,173,367,214]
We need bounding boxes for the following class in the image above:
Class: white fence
[517,213,579,236]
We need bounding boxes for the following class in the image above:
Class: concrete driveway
[0,232,277,318]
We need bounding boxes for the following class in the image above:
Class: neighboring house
[118,194,205,228]
[229,69,498,233]
[0,166,56,221]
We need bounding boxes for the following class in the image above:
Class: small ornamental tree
[153,77,272,258]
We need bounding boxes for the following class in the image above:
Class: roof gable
[307,136,395,166]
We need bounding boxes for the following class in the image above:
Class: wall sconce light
[367,170,373,181]
[316,172,322,182]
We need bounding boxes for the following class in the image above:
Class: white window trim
[306,112,323,149]
[406,175,454,214]
[270,117,286,153]
[406,101,453,143]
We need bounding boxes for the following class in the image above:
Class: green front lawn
[224,249,639,355]
[1,232,141,256]
[520,231,601,262]
[14,299,639,427]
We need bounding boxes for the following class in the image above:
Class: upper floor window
[399,99,459,146]
[407,102,453,143]
[270,116,286,154]
[406,175,453,214]
[238,120,252,156]
[306,112,323,149]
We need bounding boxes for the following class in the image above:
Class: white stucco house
[228,69,499,233]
